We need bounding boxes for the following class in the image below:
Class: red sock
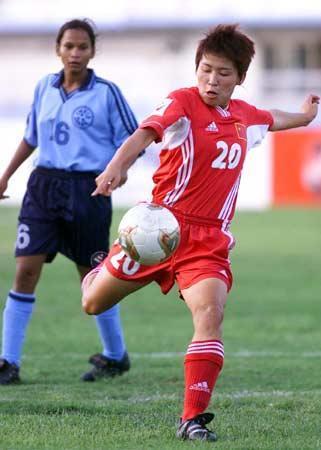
[182,340,224,421]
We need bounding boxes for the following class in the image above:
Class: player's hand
[301,94,320,123]
[0,177,9,200]
[119,170,128,188]
[92,163,123,196]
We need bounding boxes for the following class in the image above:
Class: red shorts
[105,213,234,295]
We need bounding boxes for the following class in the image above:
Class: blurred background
[1,0,321,209]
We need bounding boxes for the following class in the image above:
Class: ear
[56,44,61,57]
[238,73,246,85]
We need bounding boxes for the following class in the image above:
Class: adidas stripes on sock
[182,339,224,421]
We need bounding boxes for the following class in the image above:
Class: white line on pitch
[23,350,321,361]
[131,351,321,358]
[127,389,321,403]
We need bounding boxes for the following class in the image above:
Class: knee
[194,302,223,320]
[82,292,115,316]
[14,266,40,292]
[82,293,100,315]
[192,302,224,331]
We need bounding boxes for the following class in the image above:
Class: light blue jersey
[24,69,138,172]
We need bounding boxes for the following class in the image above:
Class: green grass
[0,206,321,449]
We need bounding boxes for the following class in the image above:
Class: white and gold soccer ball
[118,203,180,266]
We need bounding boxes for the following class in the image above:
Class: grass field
[0,206,321,450]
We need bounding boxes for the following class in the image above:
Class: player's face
[196,53,242,108]
[56,28,95,74]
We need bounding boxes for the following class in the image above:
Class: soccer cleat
[0,358,21,385]
[81,351,130,382]
[176,412,217,442]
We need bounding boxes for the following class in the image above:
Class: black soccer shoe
[81,351,130,382]
[176,412,217,442]
[0,358,21,385]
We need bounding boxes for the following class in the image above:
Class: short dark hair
[195,24,255,79]
[56,19,97,48]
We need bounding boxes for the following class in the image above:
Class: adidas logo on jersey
[189,381,210,393]
[205,121,218,132]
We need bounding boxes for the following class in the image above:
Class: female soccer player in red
[81,24,319,441]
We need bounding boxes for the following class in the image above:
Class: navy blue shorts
[15,167,112,267]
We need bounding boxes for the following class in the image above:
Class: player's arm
[92,128,157,197]
[0,139,35,200]
[269,94,319,131]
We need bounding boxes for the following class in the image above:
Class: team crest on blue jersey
[72,106,94,129]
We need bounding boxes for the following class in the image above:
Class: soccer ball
[118,203,180,265]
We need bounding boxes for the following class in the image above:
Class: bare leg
[178,277,228,428]
[182,277,228,340]
[14,255,47,293]
[82,265,147,315]
[77,263,130,372]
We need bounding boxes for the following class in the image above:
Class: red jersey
[140,87,273,226]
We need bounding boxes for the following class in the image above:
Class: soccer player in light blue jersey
[0,19,140,384]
